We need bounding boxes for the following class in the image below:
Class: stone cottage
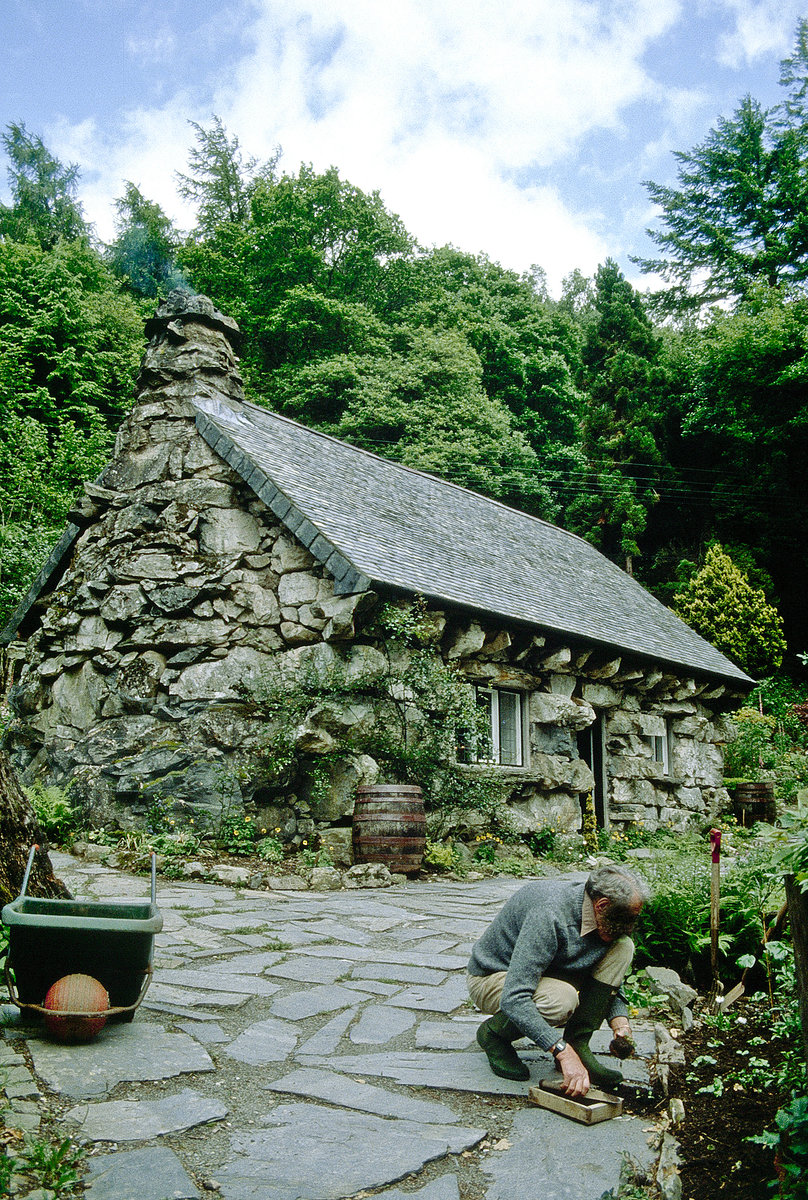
[1,292,753,846]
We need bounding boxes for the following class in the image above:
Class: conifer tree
[674,544,786,677]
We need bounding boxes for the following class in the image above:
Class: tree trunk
[785,873,808,1068]
[0,751,69,906]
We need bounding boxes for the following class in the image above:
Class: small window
[643,724,670,774]
[472,687,525,767]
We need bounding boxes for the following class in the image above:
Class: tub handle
[20,845,38,899]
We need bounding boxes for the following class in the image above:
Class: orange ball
[43,974,110,1042]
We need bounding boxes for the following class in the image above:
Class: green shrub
[633,852,711,980]
[524,825,557,857]
[423,839,455,870]
[724,708,777,781]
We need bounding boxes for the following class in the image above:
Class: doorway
[577,713,607,829]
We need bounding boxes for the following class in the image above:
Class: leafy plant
[581,793,598,855]
[300,846,334,870]
[216,814,257,856]
[749,1095,808,1197]
[422,839,455,870]
[0,1146,17,1195]
[25,782,79,844]
[524,825,557,857]
[256,835,285,862]
[14,1132,83,1194]
[673,545,786,677]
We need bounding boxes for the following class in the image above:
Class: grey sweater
[468,878,629,1050]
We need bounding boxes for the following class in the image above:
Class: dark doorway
[577,713,606,828]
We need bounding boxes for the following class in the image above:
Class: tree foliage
[0,229,144,624]
[2,112,806,660]
[674,544,787,676]
[636,96,808,312]
[564,261,669,570]
[176,116,266,235]
[0,122,87,249]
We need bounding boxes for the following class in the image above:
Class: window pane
[474,689,494,762]
[498,690,522,766]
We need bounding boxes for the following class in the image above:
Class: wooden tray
[528,1078,623,1124]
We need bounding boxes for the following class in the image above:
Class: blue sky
[2,0,805,294]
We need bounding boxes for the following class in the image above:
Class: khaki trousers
[467,937,634,1028]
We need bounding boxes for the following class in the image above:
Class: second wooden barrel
[352,784,426,876]
[732,781,776,826]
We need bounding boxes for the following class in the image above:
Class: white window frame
[473,687,526,767]
[643,722,670,775]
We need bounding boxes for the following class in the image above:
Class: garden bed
[667,998,794,1199]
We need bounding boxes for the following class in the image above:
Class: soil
[665,998,792,1200]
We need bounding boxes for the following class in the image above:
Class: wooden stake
[706,828,723,1012]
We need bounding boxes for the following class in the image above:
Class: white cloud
[712,0,803,67]
[125,30,177,64]
[40,0,759,291]
[206,0,685,288]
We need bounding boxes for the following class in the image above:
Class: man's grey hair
[585,863,652,912]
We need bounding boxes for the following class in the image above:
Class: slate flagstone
[384,977,469,1013]
[350,1004,416,1043]
[270,982,372,1020]
[416,1021,478,1050]
[154,968,281,995]
[146,982,251,1009]
[265,957,355,984]
[349,962,449,986]
[83,1145,201,1200]
[303,1049,539,1097]
[265,1066,461,1123]
[26,1025,214,1099]
[224,1017,299,1064]
[294,1008,355,1056]
[480,1107,655,1200]
[66,1086,227,1141]
[216,1102,485,1200]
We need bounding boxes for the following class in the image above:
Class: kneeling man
[468,864,650,1096]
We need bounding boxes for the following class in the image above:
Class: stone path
[2,854,659,1199]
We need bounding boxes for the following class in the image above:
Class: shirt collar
[580,890,598,936]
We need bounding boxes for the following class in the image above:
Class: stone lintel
[587,656,622,679]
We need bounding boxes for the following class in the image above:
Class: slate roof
[192,393,753,687]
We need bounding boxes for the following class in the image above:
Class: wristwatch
[551,1039,567,1057]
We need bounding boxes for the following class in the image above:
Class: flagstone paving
[1,853,660,1199]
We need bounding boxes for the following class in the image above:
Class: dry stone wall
[5,294,741,844]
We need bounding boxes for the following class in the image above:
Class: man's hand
[555,1044,590,1097]
[608,1016,634,1059]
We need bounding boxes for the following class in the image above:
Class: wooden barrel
[352,785,426,876]
[732,781,776,826]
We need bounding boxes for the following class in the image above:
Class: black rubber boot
[563,980,623,1090]
[476,1011,530,1081]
